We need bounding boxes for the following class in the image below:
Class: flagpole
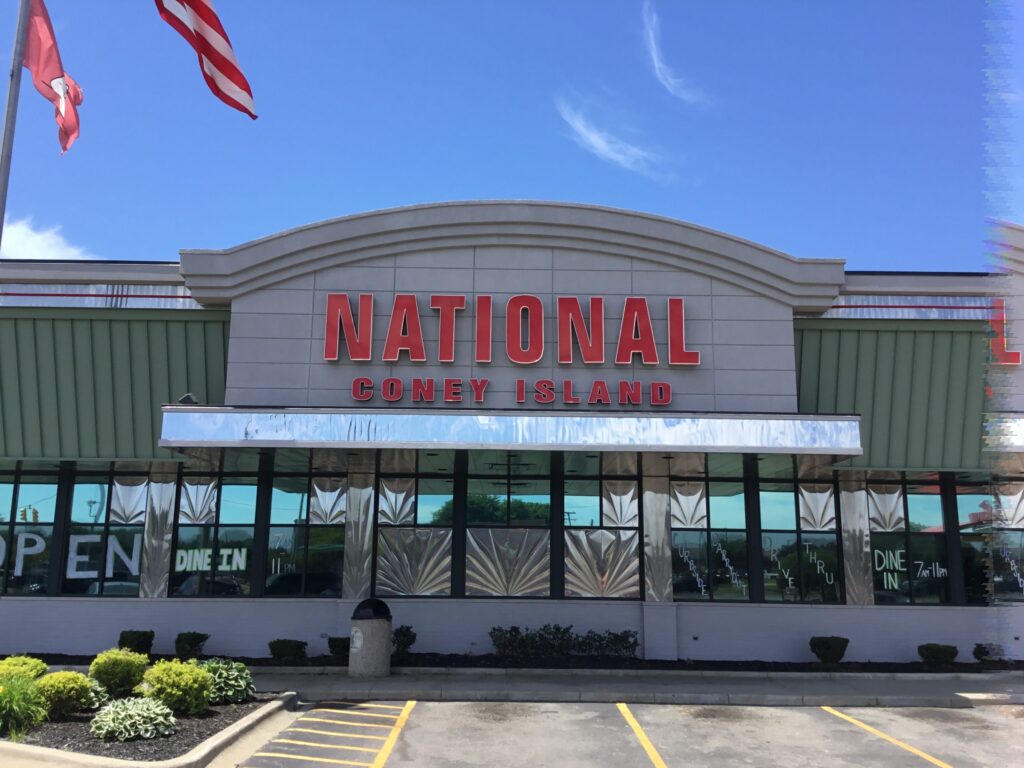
[0,0,32,254]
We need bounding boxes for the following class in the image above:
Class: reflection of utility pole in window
[87,499,100,524]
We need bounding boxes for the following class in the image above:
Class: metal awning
[159,407,862,455]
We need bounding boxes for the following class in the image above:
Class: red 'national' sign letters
[323,293,699,366]
[322,294,699,407]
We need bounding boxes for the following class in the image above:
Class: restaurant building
[0,202,1020,662]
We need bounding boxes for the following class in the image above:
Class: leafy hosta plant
[0,673,48,741]
[137,660,212,716]
[86,677,110,710]
[0,655,48,680]
[198,659,254,705]
[36,671,92,718]
[90,698,176,742]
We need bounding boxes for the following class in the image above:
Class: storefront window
[993,482,1024,602]
[374,450,454,597]
[3,476,58,595]
[171,472,258,597]
[671,456,749,602]
[760,470,842,604]
[868,476,952,605]
[562,455,639,599]
[265,469,345,596]
[465,450,551,597]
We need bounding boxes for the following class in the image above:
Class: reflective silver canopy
[161,407,862,455]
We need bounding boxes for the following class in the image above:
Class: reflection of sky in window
[1,481,15,522]
[219,482,258,524]
[270,484,307,524]
[708,483,746,529]
[564,480,599,526]
[907,487,944,531]
[16,480,59,523]
[71,483,108,523]
[759,485,796,530]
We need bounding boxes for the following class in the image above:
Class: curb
[276,686,991,709]
[249,666,1024,681]
[0,692,298,768]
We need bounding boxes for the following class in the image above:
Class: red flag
[155,0,257,119]
[22,0,83,152]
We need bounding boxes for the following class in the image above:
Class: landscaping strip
[0,692,297,768]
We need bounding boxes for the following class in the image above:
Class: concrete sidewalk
[251,668,1024,708]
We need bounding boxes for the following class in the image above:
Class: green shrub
[90,698,176,742]
[327,637,350,658]
[87,678,110,710]
[36,671,92,718]
[973,643,996,663]
[137,660,212,716]
[0,673,48,741]
[268,639,307,661]
[809,636,850,665]
[918,643,958,666]
[392,625,417,656]
[573,630,639,658]
[174,632,210,660]
[89,648,149,698]
[0,655,48,680]
[198,659,254,705]
[490,624,635,662]
[118,630,155,656]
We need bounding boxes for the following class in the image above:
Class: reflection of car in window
[86,581,139,596]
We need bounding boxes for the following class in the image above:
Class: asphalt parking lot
[242,701,1024,768]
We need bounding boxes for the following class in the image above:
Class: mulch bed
[15,694,277,762]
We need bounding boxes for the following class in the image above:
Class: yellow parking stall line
[616,703,668,768]
[820,707,952,768]
[285,728,388,741]
[272,738,379,753]
[320,702,405,711]
[299,717,393,729]
[312,709,400,720]
[252,753,372,767]
[369,700,416,768]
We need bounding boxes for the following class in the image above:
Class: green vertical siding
[795,319,988,471]
[0,308,229,460]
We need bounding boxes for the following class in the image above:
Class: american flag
[155,0,256,119]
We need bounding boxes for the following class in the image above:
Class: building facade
[0,202,1020,662]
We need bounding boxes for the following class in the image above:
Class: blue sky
[0,0,1007,270]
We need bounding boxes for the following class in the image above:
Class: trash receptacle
[348,598,392,678]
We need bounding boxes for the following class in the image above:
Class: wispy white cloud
[0,217,95,260]
[555,98,667,180]
[642,1,703,104]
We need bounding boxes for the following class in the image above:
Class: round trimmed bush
[118,630,155,656]
[199,659,254,705]
[139,660,212,715]
[90,698,176,742]
[918,643,958,666]
[0,673,48,741]
[89,648,149,698]
[0,655,48,680]
[37,671,92,718]
[174,631,210,660]
[809,636,850,665]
